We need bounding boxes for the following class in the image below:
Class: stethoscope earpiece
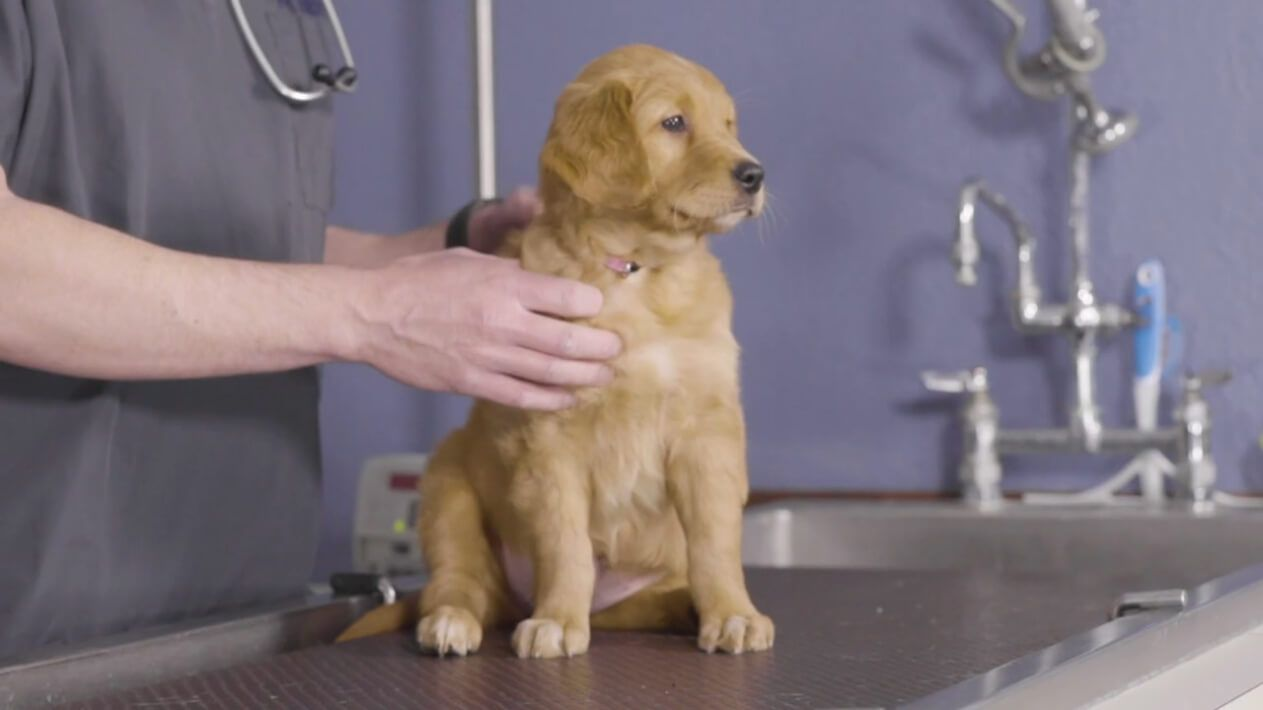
[229,0,357,104]
[311,64,357,93]
[334,66,358,92]
[312,64,334,87]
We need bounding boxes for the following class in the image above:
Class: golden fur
[337,44,772,658]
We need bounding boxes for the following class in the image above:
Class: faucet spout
[955,180,1044,324]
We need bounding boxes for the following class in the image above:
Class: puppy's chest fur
[582,270,736,567]
[507,237,738,571]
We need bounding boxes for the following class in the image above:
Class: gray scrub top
[0,1,336,659]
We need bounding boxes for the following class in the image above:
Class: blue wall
[318,0,1263,575]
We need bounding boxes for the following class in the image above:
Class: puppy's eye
[661,115,687,133]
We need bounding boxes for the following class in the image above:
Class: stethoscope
[228,0,357,104]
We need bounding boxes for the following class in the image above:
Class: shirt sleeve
[0,1,31,175]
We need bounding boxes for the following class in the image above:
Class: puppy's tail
[335,592,421,642]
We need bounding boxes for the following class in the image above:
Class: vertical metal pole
[473,0,497,199]
[1067,145,1102,452]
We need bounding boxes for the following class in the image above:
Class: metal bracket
[329,572,398,606]
[1110,588,1187,620]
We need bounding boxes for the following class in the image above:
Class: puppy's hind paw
[417,606,483,657]
[512,617,590,659]
[698,611,774,654]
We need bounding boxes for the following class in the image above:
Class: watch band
[444,197,502,249]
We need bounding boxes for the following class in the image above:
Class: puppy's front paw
[417,605,483,657]
[697,609,774,654]
[511,617,590,659]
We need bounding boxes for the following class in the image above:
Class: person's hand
[349,247,620,410]
[465,186,543,254]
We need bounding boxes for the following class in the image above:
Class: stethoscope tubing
[228,0,357,104]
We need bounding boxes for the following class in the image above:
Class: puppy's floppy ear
[541,79,649,209]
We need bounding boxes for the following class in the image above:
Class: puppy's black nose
[733,161,764,194]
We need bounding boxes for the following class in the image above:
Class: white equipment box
[352,453,428,575]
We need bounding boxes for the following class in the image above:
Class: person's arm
[324,224,443,269]
[0,174,355,379]
[324,187,542,268]
[0,171,617,409]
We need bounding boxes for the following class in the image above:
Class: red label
[389,473,421,491]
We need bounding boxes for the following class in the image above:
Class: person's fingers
[512,270,605,319]
[457,367,576,411]
[473,187,541,246]
[510,311,622,361]
[470,346,614,387]
[503,185,543,220]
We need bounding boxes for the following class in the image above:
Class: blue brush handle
[1133,260,1166,379]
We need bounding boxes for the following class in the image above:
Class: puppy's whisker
[752,208,772,245]
[756,189,780,245]
[767,200,783,241]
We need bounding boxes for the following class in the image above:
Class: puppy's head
[540,44,764,235]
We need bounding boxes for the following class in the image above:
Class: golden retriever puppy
[339,43,771,659]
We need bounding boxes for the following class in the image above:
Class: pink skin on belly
[498,543,663,614]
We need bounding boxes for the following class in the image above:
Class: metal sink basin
[743,500,1263,588]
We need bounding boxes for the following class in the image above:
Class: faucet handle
[1185,370,1232,393]
[922,367,989,395]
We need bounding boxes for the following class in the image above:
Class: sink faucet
[924,0,1231,505]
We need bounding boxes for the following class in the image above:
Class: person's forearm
[327,188,542,267]
[0,191,366,380]
[324,224,444,268]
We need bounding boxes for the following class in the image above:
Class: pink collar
[604,255,641,278]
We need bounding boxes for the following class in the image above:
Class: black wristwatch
[444,197,502,249]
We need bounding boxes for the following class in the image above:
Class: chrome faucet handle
[922,368,989,395]
[1097,303,1138,329]
[924,367,1003,506]
[1175,369,1230,505]
[1184,370,1232,395]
